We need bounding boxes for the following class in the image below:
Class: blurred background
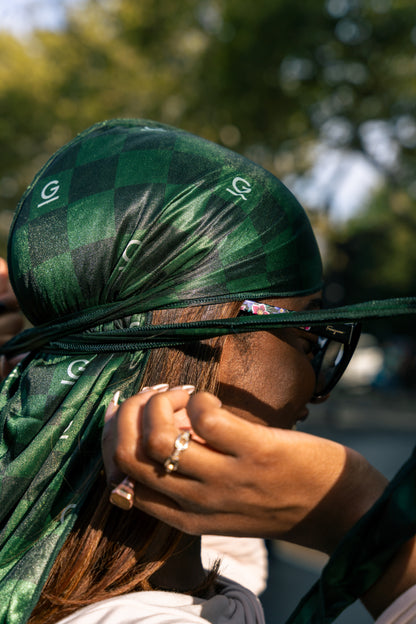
[0,0,415,621]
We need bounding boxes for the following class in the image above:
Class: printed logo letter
[38,180,60,208]
[226,177,252,201]
[119,240,140,271]
[61,359,91,385]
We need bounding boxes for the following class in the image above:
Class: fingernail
[171,385,195,395]
[141,383,169,393]
[105,392,121,423]
[205,395,222,408]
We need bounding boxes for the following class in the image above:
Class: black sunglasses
[239,300,361,399]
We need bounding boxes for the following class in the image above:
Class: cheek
[256,332,315,395]
[218,333,316,428]
[267,355,315,414]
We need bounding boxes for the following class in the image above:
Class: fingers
[141,390,270,472]
[140,388,192,452]
[130,480,269,538]
[103,385,172,484]
[104,391,121,424]
[106,388,289,538]
[108,385,206,511]
[109,388,270,519]
[129,480,213,535]
[115,387,190,467]
[113,390,230,497]
[139,392,233,478]
[130,480,240,536]
[187,392,267,455]
[114,389,266,486]
[107,385,194,485]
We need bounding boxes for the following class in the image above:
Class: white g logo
[38,180,60,207]
[119,240,140,271]
[226,177,252,201]
[61,359,91,385]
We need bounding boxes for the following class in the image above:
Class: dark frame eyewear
[239,300,361,399]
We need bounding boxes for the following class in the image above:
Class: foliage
[323,186,416,336]
[0,0,415,285]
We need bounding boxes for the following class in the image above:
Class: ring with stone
[163,431,191,473]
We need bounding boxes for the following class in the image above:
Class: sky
[0,0,83,38]
[288,146,382,222]
[0,0,383,222]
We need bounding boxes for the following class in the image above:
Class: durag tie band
[0,119,414,624]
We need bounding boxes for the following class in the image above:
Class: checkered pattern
[0,348,149,622]
[9,119,322,327]
[0,119,324,622]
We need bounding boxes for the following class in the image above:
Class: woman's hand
[105,389,388,555]
[104,389,416,616]
[0,257,23,341]
[0,257,25,378]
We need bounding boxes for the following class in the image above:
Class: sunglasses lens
[239,301,360,398]
[312,339,345,396]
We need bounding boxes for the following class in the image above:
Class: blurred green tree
[325,189,416,302]
[323,186,416,336]
[0,0,415,258]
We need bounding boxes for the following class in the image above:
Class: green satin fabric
[0,119,414,623]
[8,119,323,328]
[0,118,324,623]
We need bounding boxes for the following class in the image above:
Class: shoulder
[54,581,265,624]
[54,592,201,624]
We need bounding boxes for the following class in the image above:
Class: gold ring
[109,477,135,510]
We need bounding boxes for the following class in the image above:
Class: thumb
[187,392,266,456]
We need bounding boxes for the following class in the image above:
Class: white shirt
[54,535,416,623]
[201,536,268,596]
[55,537,267,624]
[55,577,265,624]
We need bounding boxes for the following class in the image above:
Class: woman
[0,119,414,624]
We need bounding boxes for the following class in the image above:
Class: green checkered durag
[0,119,414,623]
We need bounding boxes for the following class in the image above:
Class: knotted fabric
[0,119,415,624]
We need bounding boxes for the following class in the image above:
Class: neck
[150,531,209,595]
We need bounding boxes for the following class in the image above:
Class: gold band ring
[109,477,135,510]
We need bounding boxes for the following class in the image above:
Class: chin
[270,405,309,430]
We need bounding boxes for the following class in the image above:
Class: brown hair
[29,301,240,624]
